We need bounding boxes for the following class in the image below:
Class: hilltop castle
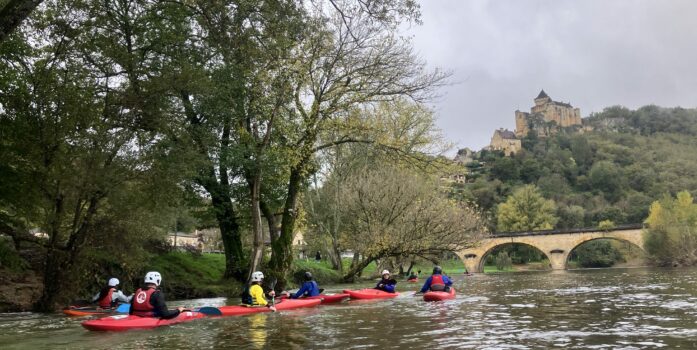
[489,90,582,155]
[515,90,582,137]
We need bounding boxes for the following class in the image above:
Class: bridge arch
[565,235,646,268]
[477,242,551,272]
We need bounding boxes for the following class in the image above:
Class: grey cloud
[407,0,697,151]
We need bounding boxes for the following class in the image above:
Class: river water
[2,267,697,349]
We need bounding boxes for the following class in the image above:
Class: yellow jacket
[249,284,268,306]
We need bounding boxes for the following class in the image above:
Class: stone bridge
[456,224,645,273]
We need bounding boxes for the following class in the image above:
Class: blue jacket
[292,281,320,298]
[375,278,397,293]
[420,274,453,293]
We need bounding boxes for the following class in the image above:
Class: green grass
[290,259,342,286]
[483,265,514,273]
[147,252,242,299]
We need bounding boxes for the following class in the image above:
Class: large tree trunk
[209,186,245,280]
[330,238,342,272]
[247,174,264,281]
[268,168,304,290]
[0,0,43,43]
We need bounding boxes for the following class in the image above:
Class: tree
[572,240,623,268]
[0,0,187,310]
[0,0,43,43]
[644,191,697,266]
[497,185,557,232]
[338,166,484,281]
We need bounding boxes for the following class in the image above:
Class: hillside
[452,105,697,231]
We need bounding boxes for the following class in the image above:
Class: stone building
[489,128,521,156]
[515,90,582,137]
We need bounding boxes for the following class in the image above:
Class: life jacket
[97,287,115,308]
[430,274,446,291]
[132,287,156,317]
[241,286,253,305]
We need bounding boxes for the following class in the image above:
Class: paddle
[269,277,278,311]
[115,303,130,313]
[196,306,223,316]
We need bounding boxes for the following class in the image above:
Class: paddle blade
[197,307,223,316]
[115,303,130,313]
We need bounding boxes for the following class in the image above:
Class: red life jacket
[132,287,156,317]
[430,274,446,291]
[97,287,115,308]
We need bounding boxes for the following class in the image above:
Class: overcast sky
[405,0,697,152]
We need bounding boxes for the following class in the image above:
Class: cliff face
[0,268,42,312]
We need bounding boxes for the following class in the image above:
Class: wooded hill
[452,105,697,232]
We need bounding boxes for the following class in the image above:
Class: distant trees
[572,240,623,268]
[337,166,484,281]
[497,185,557,232]
[644,191,697,266]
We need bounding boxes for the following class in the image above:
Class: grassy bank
[147,252,242,299]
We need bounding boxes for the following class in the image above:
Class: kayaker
[288,271,321,299]
[407,271,418,281]
[419,266,453,293]
[375,270,397,293]
[91,277,132,308]
[130,271,184,319]
[241,271,276,311]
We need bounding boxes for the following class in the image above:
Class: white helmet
[381,270,390,276]
[108,278,120,287]
[144,271,162,286]
[251,271,264,282]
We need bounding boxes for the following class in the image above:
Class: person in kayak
[420,266,453,293]
[130,271,184,319]
[92,277,132,308]
[288,271,321,299]
[407,271,419,281]
[241,271,276,311]
[375,270,397,293]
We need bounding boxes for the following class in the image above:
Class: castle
[489,90,582,155]
[515,90,582,137]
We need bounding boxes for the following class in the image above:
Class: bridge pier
[547,250,570,270]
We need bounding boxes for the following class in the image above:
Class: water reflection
[3,268,697,349]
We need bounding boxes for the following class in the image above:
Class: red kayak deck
[423,288,456,302]
[218,298,321,316]
[82,311,205,331]
[407,279,419,283]
[279,293,349,303]
[343,289,399,300]
[308,293,350,303]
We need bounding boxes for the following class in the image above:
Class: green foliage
[454,105,697,232]
[497,185,558,231]
[146,252,241,299]
[572,240,624,268]
[495,251,512,271]
[0,238,27,272]
[644,191,697,266]
[290,260,342,286]
[598,220,615,231]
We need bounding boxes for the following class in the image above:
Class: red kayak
[308,293,350,303]
[280,293,350,304]
[218,298,321,316]
[81,311,205,331]
[343,289,399,300]
[423,288,456,302]
[407,278,418,283]
[63,307,114,317]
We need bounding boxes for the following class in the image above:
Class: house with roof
[489,128,521,156]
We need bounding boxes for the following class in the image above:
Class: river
[2,267,697,349]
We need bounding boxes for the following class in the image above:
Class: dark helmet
[433,266,442,275]
[304,271,313,281]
